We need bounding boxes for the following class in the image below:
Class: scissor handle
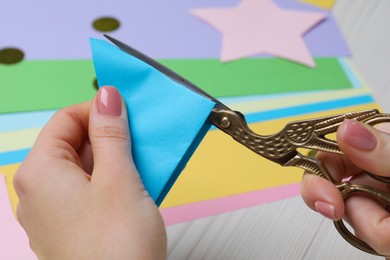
[367,172,390,184]
[334,220,379,256]
[333,182,390,256]
[285,154,390,256]
[210,107,390,255]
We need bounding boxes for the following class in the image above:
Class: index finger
[300,151,363,221]
[316,150,363,182]
[34,101,91,157]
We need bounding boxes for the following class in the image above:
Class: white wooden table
[166,1,390,259]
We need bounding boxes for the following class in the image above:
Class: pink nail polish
[314,201,337,220]
[97,87,122,116]
[341,119,377,151]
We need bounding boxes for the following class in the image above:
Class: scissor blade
[103,34,228,108]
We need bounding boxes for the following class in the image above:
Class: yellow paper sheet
[2,104,382,212]
[0,164,20,214]
[161,103,380,208]
[300,0,336,9]
[0,128,40,153]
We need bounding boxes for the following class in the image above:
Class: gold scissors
[104,35,390,256]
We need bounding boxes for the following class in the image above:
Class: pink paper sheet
[0,175,36,259]
[161,183,301,225]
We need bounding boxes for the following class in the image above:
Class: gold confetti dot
[93,78,99,90]
[93,17,120,32]
[0,48,24,65]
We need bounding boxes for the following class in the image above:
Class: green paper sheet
[0,58,352,114]
[161,58,351,97]
[0,60,97,113]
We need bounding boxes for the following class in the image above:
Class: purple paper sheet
[0,0,349,60]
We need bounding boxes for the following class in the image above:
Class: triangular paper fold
[90,38,215,205]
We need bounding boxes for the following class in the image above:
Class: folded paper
[90,38,216,205]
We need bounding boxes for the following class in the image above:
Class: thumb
[89,86,143,191]
[337,119,390,177]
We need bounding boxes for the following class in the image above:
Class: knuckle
[12,155,42,197]
[52,139,81,162]
[52,106,75,123]
[16,204,24,226]
[92,126,130,143]
[51,106,87,132]
[13,168,25,195]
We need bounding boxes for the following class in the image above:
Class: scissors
[104,34,390,256]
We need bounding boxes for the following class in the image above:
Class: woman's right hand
[301,119,390,256]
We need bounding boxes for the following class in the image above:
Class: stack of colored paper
[0,0,381,256]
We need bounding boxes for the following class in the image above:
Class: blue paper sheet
[90,38,216,205]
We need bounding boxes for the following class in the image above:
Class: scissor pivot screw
[220,117,231,128]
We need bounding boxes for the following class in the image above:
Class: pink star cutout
[191,0,327,67]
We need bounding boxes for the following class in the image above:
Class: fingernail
[314,201,337,220]
[341,119,377,151]
[97,87,122,116]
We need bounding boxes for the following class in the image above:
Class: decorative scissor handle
[209,107,390,256]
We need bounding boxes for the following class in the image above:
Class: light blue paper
[0,110,55,132]
[90,38,216,205]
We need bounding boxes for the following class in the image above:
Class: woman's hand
[14,86,167,259]
[301,119,390,256]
